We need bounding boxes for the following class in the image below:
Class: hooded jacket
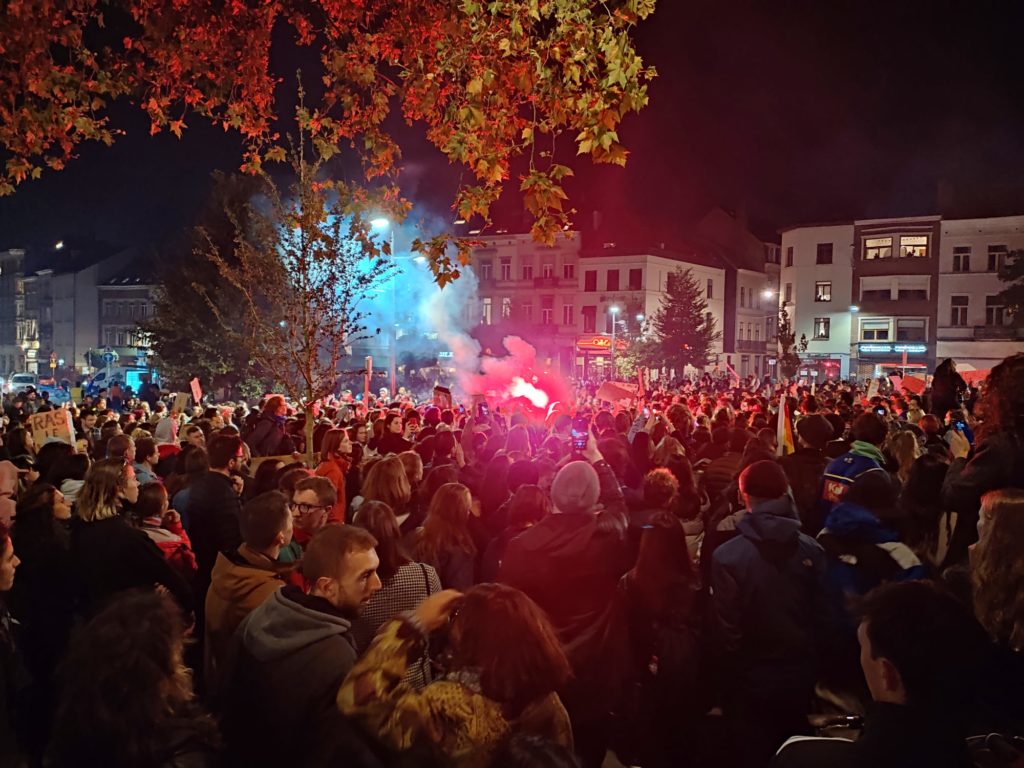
[499,460,629,663]
[204,545,292,694]
[818,502,925,629]
[0,461,17,527]
[221,585,359,764]
[710,497,827,692]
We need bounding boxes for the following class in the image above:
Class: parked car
[7,372,38,394]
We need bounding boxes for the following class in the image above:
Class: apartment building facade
[937,215,1024,367]
[782,213,1023,380]
[778,224,856,379]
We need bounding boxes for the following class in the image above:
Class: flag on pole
[725,361,741,384]
[776,395,795,457]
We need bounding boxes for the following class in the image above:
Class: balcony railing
[973,325,1023,340]
[736,339,767,352]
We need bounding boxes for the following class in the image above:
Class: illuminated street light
[636,313,645,322]
[370,217,390,229]
[762,288,774,300]
[849,305,860,313]
[609,306,620,379]
[55,240,64,250]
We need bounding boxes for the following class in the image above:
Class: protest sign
[28,409,76,446]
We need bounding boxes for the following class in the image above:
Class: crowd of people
[0,353,1022,768]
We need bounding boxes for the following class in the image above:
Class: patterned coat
[338,618,573,767]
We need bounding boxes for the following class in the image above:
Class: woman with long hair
[411,482,477,590]
[972,489,1024,651]
[350,500,442,687]
[3,427,35,461]
[885,429,921,484]
[505,425,532,459]
[314,427,352,523]
[338,585,572,765]
[49,590,219,767]
[943,353,1024,565]
[245,394,290,457]
[358,455,413,526]
[477,454,512,539]
[72,459,193,617]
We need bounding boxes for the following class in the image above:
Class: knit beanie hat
[796,414,833,450]
[550,460,601,514]
[739,460,789,501]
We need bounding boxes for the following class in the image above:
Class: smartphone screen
[477,403,488,418]
[571,416,589,451]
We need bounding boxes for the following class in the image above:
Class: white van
[7,372,38,394]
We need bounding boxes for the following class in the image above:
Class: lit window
[815,282,832,302]
[900,236,928,258]
[864,237,892,259]
[813,317,830,340]
[501,297,511,319]
[481,298,492,325]
[861,319,890,341]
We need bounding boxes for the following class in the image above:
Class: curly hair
[977,353,1024,441]
[972,489,1024,651]
[50,590,218,766]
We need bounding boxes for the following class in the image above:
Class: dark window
[988,245,1007,272]
[582,306,597,333]
[953,247,970,273]
[950,296,968,326]
[785,246,794,267]
[897,289,929,301]
[628,268,642,290]
[706,279,713,299]
[861,289,891,302]
[816,243,833,264]
[563,263,575,280]
[584,270,597,292]
[896,318,926,341]
[986,296,1007,326]
[606,270,620,291]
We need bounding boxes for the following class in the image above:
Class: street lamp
[849,305,860,313]
[762,288,775,300]
[609,306,620,380]
[372,217,400,398]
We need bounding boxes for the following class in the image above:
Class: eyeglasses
[291,502,331,516]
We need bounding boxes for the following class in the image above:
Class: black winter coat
[71,515,194,615]
[941,432,1024,567]
[778,447,829,534]
[188,471,243,593]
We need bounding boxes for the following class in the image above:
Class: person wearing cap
[815,413,890,533]
[710,460,827,768]
[779,414,833,534]
[499,426,628,768]
[815,473,929,638]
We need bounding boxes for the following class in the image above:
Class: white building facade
[937,216,1024,368]
[778,223,857,379]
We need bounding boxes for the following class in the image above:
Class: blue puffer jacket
[818,501,926,631]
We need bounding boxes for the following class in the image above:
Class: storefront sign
[859,343,927,355]
[576,335,628,353]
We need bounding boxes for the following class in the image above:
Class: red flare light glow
[458,335,570,418]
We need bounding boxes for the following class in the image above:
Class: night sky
[2,0,1024,250]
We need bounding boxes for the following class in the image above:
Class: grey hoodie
[222,586,359,760]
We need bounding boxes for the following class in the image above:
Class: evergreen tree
[776,304,807,380]
[644,267,719,373]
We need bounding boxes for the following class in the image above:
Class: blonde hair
[885,430,921,483]
[653,436,686,467]
[77,459,130,523]
[360,455,411,511]
[972,489,1024,651]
